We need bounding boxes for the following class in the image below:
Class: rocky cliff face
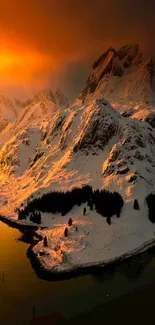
[79,44,155,126]
[80,44,155,102]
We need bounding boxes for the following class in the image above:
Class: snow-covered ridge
[0,88,69,145]
[0,98,155,217]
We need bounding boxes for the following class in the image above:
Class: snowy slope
[79,44,155,126]
[1,97,153,273]
[0,98,155,218]
[32,204,155,274]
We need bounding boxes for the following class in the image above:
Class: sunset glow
[0,0,153,98]
[0,48,53,86]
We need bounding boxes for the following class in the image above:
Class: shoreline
[27,230,155,281]
[0,214,46,231]
[1,214,155,281]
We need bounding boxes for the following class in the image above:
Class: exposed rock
[92,47,116,70]
[109,144,120,162]
[126,172,138,183]
[145,114,155,128]
[112,64,123,77]
[103,163,115,176]
[123,61,130,69]
[134,151,145,161]
[116,44,140,61]
[117,166,130,175]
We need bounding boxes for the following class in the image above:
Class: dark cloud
[0,0,154,99]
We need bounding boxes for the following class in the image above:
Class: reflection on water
[1,220,155,325]
[17,230,40,245]
[120,254,151,280]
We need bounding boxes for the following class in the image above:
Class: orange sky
[0,0,154,99]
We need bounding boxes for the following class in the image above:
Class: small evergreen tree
[133,199,140,210]
[146,194,155,223]
[64,227,68,237]
[18,209,26,220]
[30,213,33,222]
[68,218,73,226]
[90,202,93,211]
[106,216,111,225]
[43,236,48,247]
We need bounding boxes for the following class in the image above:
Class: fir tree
[133,199,140,210]
[106,216,111,225]
[90,202,93,211]
[68,218,73,226]
[43,236,48,247]
[64,227,68,237]
[146,194,155,223]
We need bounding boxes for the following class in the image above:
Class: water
[1,220,155,325]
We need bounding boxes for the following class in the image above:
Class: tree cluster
[93,189,124,218]
[17,186,124,222]
[30,211,41,224]
[146,194,155,223]
[17,208,26,220]
[18,185,93,219]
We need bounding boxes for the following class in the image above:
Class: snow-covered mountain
[0,97,155,217]
[1,45,155,273]
[0,48,154,213]
[55,88,70,109]
[0,95,155,273]
[23,88,69,110]
[0,95,18,132]
[79,44,155,127]
[0,88,69,144]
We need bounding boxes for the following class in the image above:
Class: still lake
[0,220,155,325]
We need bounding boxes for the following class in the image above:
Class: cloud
[0,0,154,99]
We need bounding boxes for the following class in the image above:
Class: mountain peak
[144,57,155,70]
[80,47,116,99]
[79,44,155,104]
[116,44,140,61]
[33,89,56,104]
[55,88,69,109]
[92,47,116,70]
